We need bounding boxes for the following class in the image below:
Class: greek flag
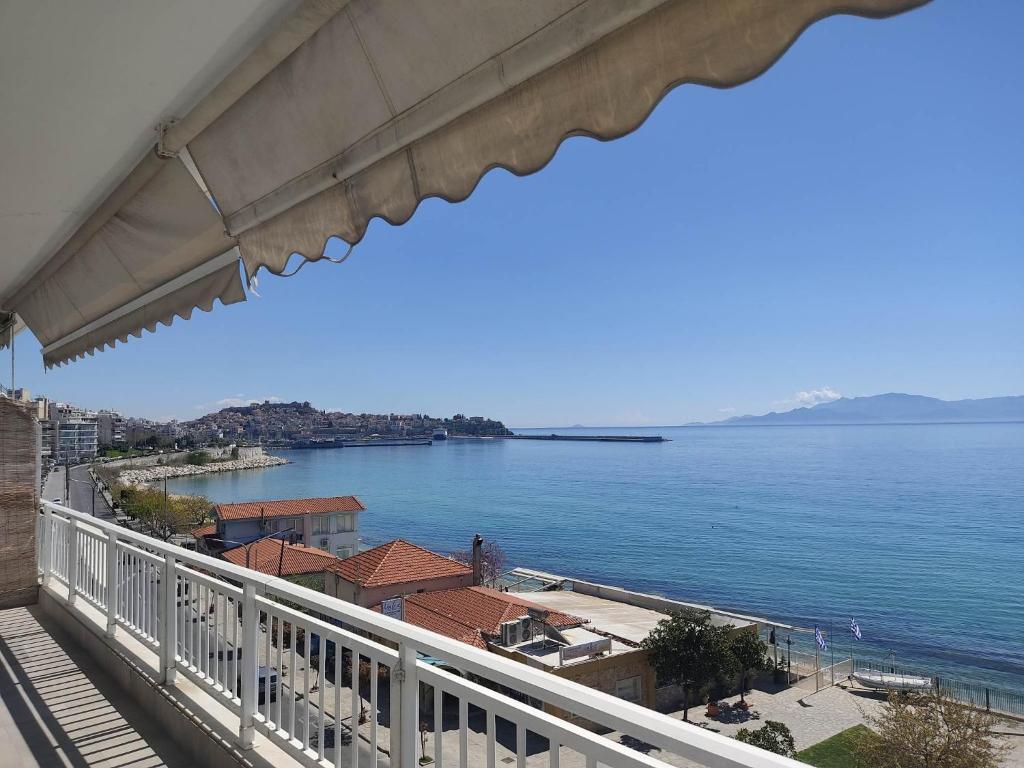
[815,625,827,651]
[851,618,862,641]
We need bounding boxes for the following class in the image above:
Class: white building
[48,402,98,463]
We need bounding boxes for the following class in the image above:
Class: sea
[166,422,1024,693]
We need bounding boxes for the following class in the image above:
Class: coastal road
[47,464,116,521]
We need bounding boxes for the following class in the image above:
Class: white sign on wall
[381,597,404,621]
[558,637,612,664]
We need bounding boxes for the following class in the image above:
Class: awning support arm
[40,249,241,357]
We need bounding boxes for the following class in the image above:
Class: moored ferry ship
[432,428,448,441]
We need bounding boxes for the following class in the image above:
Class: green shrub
[735,721,796,758]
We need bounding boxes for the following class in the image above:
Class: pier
[507,434,668,442]
[291,438,432,448]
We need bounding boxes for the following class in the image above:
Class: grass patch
[798,725,871,768]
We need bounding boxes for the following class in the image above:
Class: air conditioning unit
[319,538,329,548]
[500,617,536,646]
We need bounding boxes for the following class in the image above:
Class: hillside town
[0,386,511,465]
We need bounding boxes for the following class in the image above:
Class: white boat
[853,669,933,691]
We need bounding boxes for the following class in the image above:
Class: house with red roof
[222,538,343,586]
[325,538,475,607]
[372,584,657,714]
[208,495,364,560]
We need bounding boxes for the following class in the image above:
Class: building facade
[48,402,98,463]
[96,410,126,447]
[211,496,364,559]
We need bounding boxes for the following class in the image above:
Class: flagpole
[830,619,835,686]
[850,621,855,679]
[815,627,820,692]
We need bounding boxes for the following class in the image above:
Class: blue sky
[8,2,1023,427]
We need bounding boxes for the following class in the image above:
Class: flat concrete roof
[526,591,671,645]
[508,626,634,668]
[527,590,755,645]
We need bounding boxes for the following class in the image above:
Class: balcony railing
[36,501,799,768]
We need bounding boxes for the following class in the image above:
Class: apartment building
[96,410,126,447]
[48,402,98,463]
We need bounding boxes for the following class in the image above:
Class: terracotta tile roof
[190,524,216,538]
[222,538,342,577]
[331,539,472,588]
[394,601,489,650]
[215,496,364,521]
[373,586,584,648]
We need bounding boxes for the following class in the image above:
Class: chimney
[471,534,483,586]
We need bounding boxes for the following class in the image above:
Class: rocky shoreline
[117,454,288,486]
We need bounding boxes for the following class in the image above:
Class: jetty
[116,454,289,485]
[507,434,668,443]
[291,438,432,448]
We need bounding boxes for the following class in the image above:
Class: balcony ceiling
[0,0,299,304]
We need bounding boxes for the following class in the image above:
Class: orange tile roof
[331,539,472,588]
[222,538,342,577]
[373,586,584,648]
[400,602,489,650]
[191,523,216,538]
[215,496,364,521]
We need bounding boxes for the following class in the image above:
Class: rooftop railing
[37,500,799,768]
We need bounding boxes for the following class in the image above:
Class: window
[273,517,295,534]
[312,515,328,535]
[330,513,354,533]
[615,676,641,703]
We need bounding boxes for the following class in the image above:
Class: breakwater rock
[118,454,288,486]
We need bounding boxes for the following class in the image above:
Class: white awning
[192,0,928,280]
[11,156,240,367]
[1,0,929,366]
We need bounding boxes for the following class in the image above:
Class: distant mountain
[700,393,1024,426]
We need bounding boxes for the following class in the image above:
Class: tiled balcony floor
[0,604,196,768]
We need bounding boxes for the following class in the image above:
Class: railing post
[160,553,177,685]
[67,517,79,605]
[238,582,258,749]
[105,530,118,637]
[41,506,53,587]
[392,640,419,768]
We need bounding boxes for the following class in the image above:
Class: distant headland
[692,393,1024,426]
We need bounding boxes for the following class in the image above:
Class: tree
[640,609,737,721]
[121,487,211,540]
[452,539,508,587]
[186,450,211,465]
[735,721,796,758]
[858,689,1008,768]
[730,630,770,704]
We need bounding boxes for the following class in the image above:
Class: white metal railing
[37,501,800,768]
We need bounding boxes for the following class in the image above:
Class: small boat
[432,428,448,441]
[853,669,933,691]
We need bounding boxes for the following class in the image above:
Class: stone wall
[0,398,40,608]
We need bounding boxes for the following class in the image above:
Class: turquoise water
[167,423,1024,692]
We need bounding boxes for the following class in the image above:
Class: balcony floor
[0,604,196,768]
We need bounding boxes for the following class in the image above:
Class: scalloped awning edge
[231,0,930,280]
